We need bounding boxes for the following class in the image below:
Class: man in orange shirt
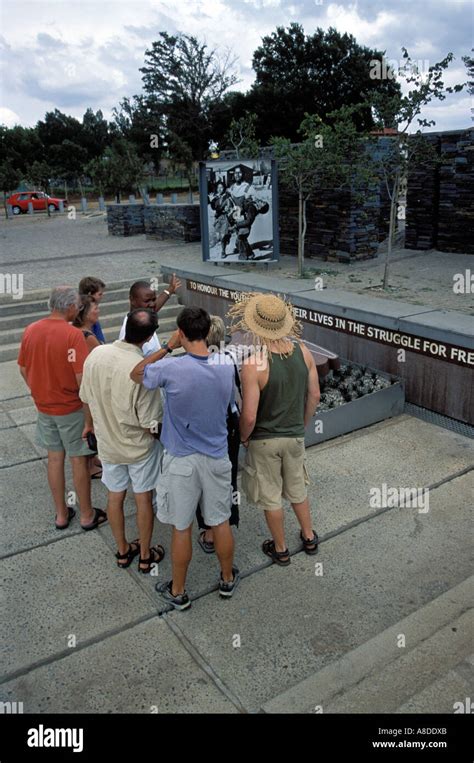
[18,286,106,531]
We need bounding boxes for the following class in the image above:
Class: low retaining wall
[144,204,200,242]
[162,263,474,424]
[106,203,201,241]
[106,204,144,236]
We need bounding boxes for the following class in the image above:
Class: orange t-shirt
[18,318,89,415]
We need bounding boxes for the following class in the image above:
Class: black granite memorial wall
[405,129,473,254]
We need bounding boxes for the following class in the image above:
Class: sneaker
[155,580,191,611]
[219,566,240,598]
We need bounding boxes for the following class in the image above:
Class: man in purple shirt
[130,306,239,610]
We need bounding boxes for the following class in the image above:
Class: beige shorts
[242,437,309,511]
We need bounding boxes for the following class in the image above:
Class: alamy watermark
[0,273,24,300]
[369,57,430,81]
[369,483,430,513]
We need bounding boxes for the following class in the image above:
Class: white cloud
[0,107,22,127]
[0,0,470,131]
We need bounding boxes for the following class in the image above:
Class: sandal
[90,470,103,480]
[262,539,291,567]
[300,530,319,555]
[198,530,215,554]
[80,507,107,531]
[138,544,165,574]
[55,506,76,530]
[116,540,140,569]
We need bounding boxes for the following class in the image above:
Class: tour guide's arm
[130,329,182,384]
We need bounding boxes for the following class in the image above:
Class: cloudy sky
[0,0,471,132]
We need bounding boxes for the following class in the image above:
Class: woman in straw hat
[228,292,320,565]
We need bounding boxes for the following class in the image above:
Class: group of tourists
[17,275,320,610]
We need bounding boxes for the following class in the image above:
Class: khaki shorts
[242,437,309,511]
[35,409,94,457]
[155,450,232,531]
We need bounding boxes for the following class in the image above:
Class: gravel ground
[0,213,472,314]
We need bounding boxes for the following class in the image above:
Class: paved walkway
[0,217,472,713]
[1,357,472,712]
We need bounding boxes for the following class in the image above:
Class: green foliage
[273,104,371,200]
[462,49,474,95]
[226,113,259,158]
[140,32,238,159]
[28,160,52,192]
[247,23,400,143]
[0,161,21,193]
[112,95,165,163]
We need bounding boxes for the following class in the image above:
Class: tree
[247,24,400,144]
[49,140,88,198]
[99,140,144,203]
[273,106,371,277]
[167,133,195,196]
[226,113,259,158]
[0,161,21,217]
[28,160,52,193]
[0,125,43,176]
[369,49,465,288]
[140,32,239,159]
[112,95,165,165]
[81,108,110,159]
[85,155,109,198]
[37,109,84,154]
[462,49,474,95]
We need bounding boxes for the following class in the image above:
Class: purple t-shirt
[143,352,235,458]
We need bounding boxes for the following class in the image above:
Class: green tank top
[252,342,308,439]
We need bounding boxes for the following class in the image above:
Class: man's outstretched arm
[130,329,181,384]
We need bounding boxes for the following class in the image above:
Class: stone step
[324,610,472,714]
[0,278,168,315]
[395,657,473,713]
[262,575,473,714]
[0,298,180,333]
[0,278,166,307]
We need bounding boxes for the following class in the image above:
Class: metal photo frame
[199,158,280,263]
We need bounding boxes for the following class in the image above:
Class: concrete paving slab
[0,361,29,401]
[0,532,158,680]
[0,426,43,467]
[0,617,237,713]
[0,412,14,429]
[305,416,474,533]
[0,396,33,412]
[168,472,473,712]
[13,422,46,458]
[0,460,113,557]
[6,406,37,427]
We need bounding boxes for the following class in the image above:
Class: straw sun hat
[228,292,301,356]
